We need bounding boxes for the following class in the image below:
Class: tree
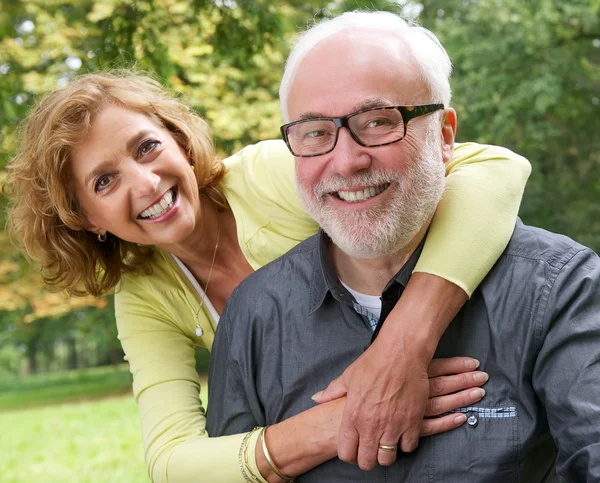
[0,0,598,373]
[417,0,600,250]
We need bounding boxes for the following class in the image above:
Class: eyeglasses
[280,104,444,157]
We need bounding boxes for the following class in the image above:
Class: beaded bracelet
[259,426,296,482]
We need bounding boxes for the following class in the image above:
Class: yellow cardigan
[115,140,531,482]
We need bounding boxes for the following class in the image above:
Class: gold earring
[97,232,107,242]
[190,165,195,172]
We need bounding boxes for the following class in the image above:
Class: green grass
[0,374,209,483]
[0,395,148,482]
[0,364,134,411]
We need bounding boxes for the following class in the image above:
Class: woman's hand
[352,355,488,467]
[420,356,488,431]
[258,356,488,481]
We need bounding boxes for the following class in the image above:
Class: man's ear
[440,108,457,164]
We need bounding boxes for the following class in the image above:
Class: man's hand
[312,337,429,470]
[312,354,484,470]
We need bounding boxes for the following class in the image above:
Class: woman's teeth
[140,189,175,219]
[336,184,389,202]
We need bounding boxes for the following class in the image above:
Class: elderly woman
[6,71,529,482]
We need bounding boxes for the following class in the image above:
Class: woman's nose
[130,164,161,198]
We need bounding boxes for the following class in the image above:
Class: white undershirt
[340,280,383,321]
[171,254,221,326]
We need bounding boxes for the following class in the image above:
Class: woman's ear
[441,108,457,164]
[78,208,102,235]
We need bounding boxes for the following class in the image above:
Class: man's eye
[94,175,112,193]
[138,139,161,158]
[306,130,327,139]
[366,119,389,128]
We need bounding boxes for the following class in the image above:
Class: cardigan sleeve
[115,272,266,482]
[414,142,531,296]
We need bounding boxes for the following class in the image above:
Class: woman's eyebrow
[125,129,155,153]
[84,129,158,186]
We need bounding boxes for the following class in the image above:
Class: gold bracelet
[259,426,295,482]
[239,427,263,483]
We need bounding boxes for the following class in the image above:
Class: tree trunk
[27,340,38,374]
[67,337,78,370]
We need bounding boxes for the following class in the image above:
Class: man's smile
[335,183,390,202]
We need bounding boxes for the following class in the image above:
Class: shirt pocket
[430,406,519,483]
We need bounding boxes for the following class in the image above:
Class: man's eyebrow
[297,98,394,120]
[298,111,327,120]
[350,98,393,112]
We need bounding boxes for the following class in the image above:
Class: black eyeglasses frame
[280,103,445,158]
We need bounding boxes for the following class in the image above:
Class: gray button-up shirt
[207,220,600,482]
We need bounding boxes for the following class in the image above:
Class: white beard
[297,127,446,259]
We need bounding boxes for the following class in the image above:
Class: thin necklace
[195,217,220,338]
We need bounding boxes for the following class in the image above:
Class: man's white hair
[279,10,453,122]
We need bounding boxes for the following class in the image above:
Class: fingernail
[465,358,480,369]
[454,414,467,424]
[473,372,489,384]
[470,388,485,399]
[311,391,323,401]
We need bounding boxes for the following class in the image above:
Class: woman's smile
[138,186,179,221]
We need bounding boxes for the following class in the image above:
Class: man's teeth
[140,189,175,219]
[336,184,388,202]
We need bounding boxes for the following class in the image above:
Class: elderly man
[207,11,600,482]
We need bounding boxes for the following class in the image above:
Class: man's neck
[330,226,428,296]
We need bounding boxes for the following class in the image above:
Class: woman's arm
[313,142,531,464]
[258,357,487,482]
[119,268,487,483]
[115,270,253,483]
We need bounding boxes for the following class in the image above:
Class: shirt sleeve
[414,142,531,296]
[532,248,600,481]
[115,278,258,483]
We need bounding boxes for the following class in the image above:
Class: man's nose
[130,163,161,198]
[329,128,373,177]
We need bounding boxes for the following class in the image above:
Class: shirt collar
[309,228,426,314]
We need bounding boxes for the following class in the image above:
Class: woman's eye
[138,139,161,158]
[94,174,112,193]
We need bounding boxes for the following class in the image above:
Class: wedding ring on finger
[378,444,398,453]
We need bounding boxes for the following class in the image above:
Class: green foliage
[0,364,133,411]
[0,0,292,164]
[0,0,598,378]
[418,0,600,250]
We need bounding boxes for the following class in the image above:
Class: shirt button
[467,412,479,428]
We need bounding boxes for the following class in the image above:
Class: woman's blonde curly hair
[5,70,226,297]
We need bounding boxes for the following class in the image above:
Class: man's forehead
[288,31,427,119]
[310,29,413,67]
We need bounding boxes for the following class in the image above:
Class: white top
[340,280,382,326]
[171,254,221,325]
